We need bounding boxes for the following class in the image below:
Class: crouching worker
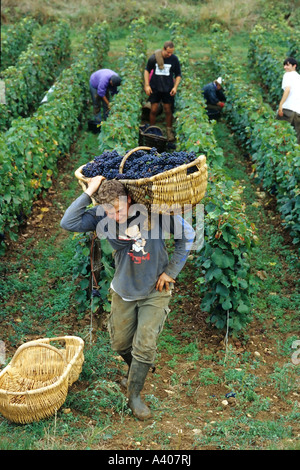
[60,176,195,420]
[89,69,122,123]
[202,77,226,120]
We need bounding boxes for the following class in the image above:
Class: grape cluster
[82,148,198,180]
[82,150,123,180]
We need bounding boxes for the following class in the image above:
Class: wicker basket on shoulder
[75,146,208,213]
[0,336,84,424]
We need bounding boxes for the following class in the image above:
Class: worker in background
[277,57,300,144]
[144,41,181,142]
[202,77,226,120]
[89,69,122,123]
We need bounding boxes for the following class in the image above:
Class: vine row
[209,26,300,247]
[0,20,71,131]
[0,22,110,254]
[172,23,256,334]
[0,17,39,71]
[98,16,147,155]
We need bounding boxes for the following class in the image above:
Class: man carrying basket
[60,176,195,420]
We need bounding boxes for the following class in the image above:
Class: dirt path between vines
[1,120,299,451]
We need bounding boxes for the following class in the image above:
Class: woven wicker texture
[75,146,208,213]
[0,336,84,424]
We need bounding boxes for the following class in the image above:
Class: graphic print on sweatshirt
[155,63,171,76]
[119,224,150,264]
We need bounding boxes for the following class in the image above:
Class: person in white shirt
[277,57,300,143]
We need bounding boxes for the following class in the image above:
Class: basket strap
[119,146,152,174]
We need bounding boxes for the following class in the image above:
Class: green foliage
[0,22,110,253]
[0,17,39,71]
[173,23,255,334]
[98,16,147,154]
[66,335,126,418]
[0,233,82,345]
[194,175,255,333]
[270,363,299,396]
[209,27,300,246]
[248,24,299,104]
[0,21,71,131]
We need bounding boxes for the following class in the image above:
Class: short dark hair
[163,41,174,50]
[111,74,121,86]
[283,57,298,68]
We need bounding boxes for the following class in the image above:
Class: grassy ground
[0,17,299,452]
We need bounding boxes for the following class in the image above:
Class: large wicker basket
[0,336,84,424]
[75,146,208,213]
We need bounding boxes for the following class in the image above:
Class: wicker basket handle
[74,165,88,183]
[10,342,67,367]
[119,146,152,174]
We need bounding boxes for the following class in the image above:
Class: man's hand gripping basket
[0,336,84,424]
[75,146,208,213]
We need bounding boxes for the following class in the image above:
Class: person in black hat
[89,69,122,122]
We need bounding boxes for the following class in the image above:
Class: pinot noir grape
[82,148,198,180]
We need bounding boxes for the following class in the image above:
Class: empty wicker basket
[75,146,208,214]
[0,336,84,424]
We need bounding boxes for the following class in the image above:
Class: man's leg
[107,290,137,386]
[292,112,300,144]
[276,108,293,125]
[133,289,171,364]
[206,103,222,120]
[89,84,102,122]
[127,358,151,420]
[277,108,300,142]
[127,288,172,420]
[163,102,173,128]
[163,102,175,141]
[119,350,132,389]
[150,102,159,125]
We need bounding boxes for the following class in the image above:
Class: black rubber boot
[127,358,151,420]
[119,352,132,390]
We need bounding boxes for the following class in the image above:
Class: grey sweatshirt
[60,193,195,301]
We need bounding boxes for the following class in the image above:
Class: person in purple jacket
[89,69,122,122]
[61,176,195,421]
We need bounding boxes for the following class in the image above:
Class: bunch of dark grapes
[82,150,123,179]
[82,148,198,180]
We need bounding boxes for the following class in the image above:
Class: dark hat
[111,74,121,86]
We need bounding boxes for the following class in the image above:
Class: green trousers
[108,287,172,365]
